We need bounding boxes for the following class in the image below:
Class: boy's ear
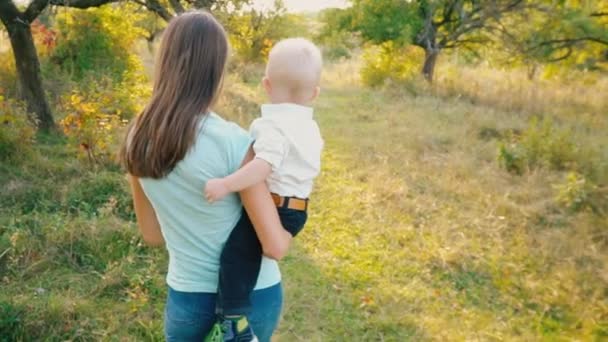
[310,86,321,102]
[262,77,272,93]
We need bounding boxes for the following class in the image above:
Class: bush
[554,172,607,214]
[497,117,579,174]
[221,7,310,63]
[318,30,359,60]
[361,41,423,87]
[44,5,150,112]
[0,52,18,98]
[59,87,125,165]
[50,5,146,82]
[0,95,36,163]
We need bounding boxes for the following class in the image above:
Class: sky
[251,0,349,12]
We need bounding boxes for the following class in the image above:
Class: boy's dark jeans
[217,206,307,316]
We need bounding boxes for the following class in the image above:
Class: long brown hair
[121,11,228,178]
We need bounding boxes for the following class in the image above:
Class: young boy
[204,38,324,342]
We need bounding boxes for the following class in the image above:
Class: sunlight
[251,0,349,12]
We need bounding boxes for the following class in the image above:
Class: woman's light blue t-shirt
[138,113,281,293]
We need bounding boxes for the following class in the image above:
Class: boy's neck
[269,100,311,106]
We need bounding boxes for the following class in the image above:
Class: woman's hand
[239,147,292,260]
[128,174,165,247]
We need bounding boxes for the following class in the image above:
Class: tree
[350,0,526,82]
[0,0,117,131]
[219,2,304,62]
[136,0,291,62]
[499,1,608,70]
[132,0,249,22]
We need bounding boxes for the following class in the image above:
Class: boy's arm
[205,119,288,202]
[205,158,272,202]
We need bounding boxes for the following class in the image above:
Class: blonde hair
[266,38,322,101]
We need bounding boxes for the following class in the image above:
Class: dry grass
[434,61,608,126]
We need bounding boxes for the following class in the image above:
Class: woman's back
[139,113,280,293]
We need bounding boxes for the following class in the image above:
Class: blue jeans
[164,283,283,342]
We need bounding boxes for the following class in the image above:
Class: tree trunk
[422,48,439,83]
[3,20,55,131]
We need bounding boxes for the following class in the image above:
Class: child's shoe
[203,321,225,342]
[221,316,258,342]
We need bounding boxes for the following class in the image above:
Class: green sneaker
[203,321,224,342]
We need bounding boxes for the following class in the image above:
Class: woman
[120,11,292,341]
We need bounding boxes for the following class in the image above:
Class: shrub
[221,7,310,63]
[0,95,36,163]
[497,140,526,175]
[316,7,359,60]
[554,172,607,214]
[51,5,146,82]
[361,41,422,87]
[318,30,359,60]
[497,117,579,174]
[59,88,124,165]
[0,52,18,98]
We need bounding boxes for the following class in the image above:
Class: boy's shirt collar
[261,103,314,120]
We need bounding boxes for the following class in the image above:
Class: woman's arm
[128,175,165,247]
[239,147,292,260]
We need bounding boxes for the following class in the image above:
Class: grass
[1,58,607,340]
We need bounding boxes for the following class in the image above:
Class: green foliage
[221,3,310,63]
[554,172,606,214]
[65,171,133,219]
[554,172,593,212]
[0,95,36,163]
[50,5,146,81]
[316,8,359,60]
[59,88,125,165]
[497,141,526,175]
[361,42,423,86]
[49,6,150,164]
[0,301,24,341]
[497,1,608,71]
[350,0,420,45]
[0,52,17,97]
[496,117,606,213]
[497,117,579,174]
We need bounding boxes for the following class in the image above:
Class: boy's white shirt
[250,103,323,199]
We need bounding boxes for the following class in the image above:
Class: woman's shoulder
[192,112,253,172]
[202,112,249,140]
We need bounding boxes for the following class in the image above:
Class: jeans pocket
[164,290,215,341]
[165,299,200,325]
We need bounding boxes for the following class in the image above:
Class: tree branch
[23,0,49,22]
[546,46,573,62]
[49,0,119,9]
[590,12,608,17]
[0,0,24,28]
[532,37,608,49]
[168,0,185,14]
[444,36,489,49]
[130,0,173,21]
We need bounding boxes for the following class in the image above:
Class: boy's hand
[205,178,231,203]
